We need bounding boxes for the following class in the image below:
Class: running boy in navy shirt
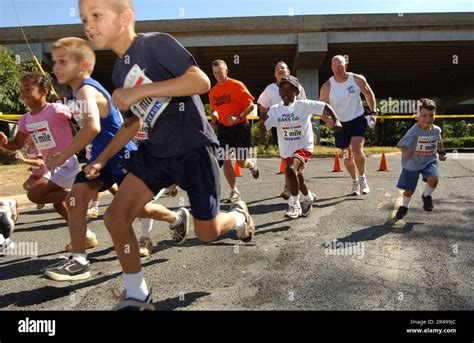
[44,37,188,281]
[80,0,255,310]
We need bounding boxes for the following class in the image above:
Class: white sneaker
[229,189,242,203]
[138,237,153,257]
[359,176,370,195]
[285,202,302,219]
[229,201,255,243]
[351,181,360,196]
[87,206,99,218]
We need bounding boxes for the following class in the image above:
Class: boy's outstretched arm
[321,104,342,131]
[47,86,101,172]
[322,104,340,123]
[112,65,210,111]
[84,116,141,179]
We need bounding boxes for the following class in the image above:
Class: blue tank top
[74,78,137,175]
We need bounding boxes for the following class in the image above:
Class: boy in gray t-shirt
[394,99,446,220]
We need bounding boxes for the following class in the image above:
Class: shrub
[443,137,474,148]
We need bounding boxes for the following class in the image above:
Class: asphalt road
[0,153,473,311]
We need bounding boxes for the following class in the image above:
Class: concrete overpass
[1,12,473,112]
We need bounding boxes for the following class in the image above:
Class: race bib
[415,136,438,155]
[124,64,171,128]
[68,100,85,128]
[282,124,303,141]
[26,121,56,151]
[134,123,149,142]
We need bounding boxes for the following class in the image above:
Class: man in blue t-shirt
[80,0,255,310]
[394,98,446,220]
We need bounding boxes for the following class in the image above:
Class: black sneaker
[301,200,313,217]
[421,195,433,211]
[170,207,190,244]
[395,206,408,220]
[41,255,70,272]
[44,256,90,281]
[250,165,260,179]
[112,289,154,311]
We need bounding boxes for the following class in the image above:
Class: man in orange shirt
[209,59,259,203]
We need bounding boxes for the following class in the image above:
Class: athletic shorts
[42,156,79,189]
[74,168,126,193]
[124,144,221,221]
[396,160,439,191]
[335,115,367,149]
[284,149,313,171]
[217,122,251,154]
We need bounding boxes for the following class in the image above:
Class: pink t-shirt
[18,103,73,160]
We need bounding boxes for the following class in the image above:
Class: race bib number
[134,123,149,142]
[282,124,303,141]
[415,136,438,155]
[124,64,171,128]
[26,121,56,151]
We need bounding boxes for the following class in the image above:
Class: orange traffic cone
[378,153,388,171]
[234,161,243,177]
[333,153,343,172]
[277,159,286,174]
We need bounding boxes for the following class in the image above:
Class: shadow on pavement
[323,222,424,246]
[154,291,211,310]
[0,258,167,308]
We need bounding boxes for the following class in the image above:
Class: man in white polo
[320,55,377,195]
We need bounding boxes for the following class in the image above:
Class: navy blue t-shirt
[112,32,218,157]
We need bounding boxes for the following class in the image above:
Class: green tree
[0,45,36,113]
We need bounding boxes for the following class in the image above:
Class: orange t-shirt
[209,78,254,127]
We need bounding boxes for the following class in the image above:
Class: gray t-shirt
[397,124,441,171]
[112,32,218,157]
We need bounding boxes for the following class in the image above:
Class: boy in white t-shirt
[262,76,340,218]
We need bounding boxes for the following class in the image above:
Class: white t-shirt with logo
[265,100,325,158]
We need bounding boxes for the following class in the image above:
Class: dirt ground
[0,164,31,197]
